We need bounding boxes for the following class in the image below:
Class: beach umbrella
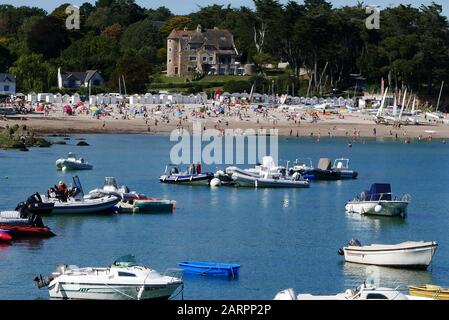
[63,105,73,115]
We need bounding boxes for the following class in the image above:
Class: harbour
[1,134,448,299]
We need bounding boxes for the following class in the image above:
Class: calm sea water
[0,133,449,300]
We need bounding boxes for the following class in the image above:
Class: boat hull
[48,282,181,300]
[300,169,358,180]
[408,285,449,300]
[45,196,120,214]
[133,199,175,213]
[56,159,93,171]
[0,225,55,238]
[343,243,437,269]
[345,201,408,216]
[179,262,240,277]
[232,172,309,188]
[159,174,213,185]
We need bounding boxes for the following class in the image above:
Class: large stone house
[167,25,251,77]
[0,73,16,95]
[58,68,105,90]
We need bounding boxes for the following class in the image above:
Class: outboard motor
[34,275,53,289]
[28,214,44,228]
[348,238,361,247]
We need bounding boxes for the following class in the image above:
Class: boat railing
[359,192,403,202]
[164,268,184,282]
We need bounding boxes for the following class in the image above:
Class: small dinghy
[0,229,12,242]
[160,165,214,186]
[133,198,176,213]
[87,177,145,202]
[408,285,449,300]
[0,210,55,238]
[338,239,437,269]
[34,255,183,300]
[118,198,176,213]
[274,283,432,300]
[178,261,241,278]
[345,183,409,217]
[56,152,93,171]
[231,171,309,188]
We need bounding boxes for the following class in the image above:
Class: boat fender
[175,176,178,182]
[337,248,344,256]
[374,204,382,213]
[190,176,193,181]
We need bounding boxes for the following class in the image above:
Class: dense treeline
[0,0,448,97]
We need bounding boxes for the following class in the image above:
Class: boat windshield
[112,254,138,267]
[104,177,118,188]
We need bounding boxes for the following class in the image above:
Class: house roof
[168,26,235,51]
[60,70,102,83]
[0,73,16,83]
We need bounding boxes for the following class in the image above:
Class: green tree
[25,16,70,59]
[9,53,55,92]
[160,16,192,36]
[109,49,153,93]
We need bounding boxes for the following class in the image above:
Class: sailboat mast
[436,80,444,112]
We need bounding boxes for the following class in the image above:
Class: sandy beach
[1,104,449,140]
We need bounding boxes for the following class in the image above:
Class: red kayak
[0,225,55,238]
[0,231,12,242]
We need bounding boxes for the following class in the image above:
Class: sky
[0,0,447,17]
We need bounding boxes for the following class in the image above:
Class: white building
[0,73,16,95]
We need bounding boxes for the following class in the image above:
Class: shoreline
[1,109,449,140]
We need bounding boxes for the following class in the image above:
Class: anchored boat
[35,255,183,300]
[231,170,309,188]
[338,239,437,270]
[290,158,358,180]
[56,152,93,171]
[0,211,55,238]
[274,283,432,300]
[160,165,214,185]
[35,176,120,214]
[87,177,146,202]
[178,261,240,277]
[345,183,409,217]
[408,285,449,300]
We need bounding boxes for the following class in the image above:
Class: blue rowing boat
[178,261,241,277]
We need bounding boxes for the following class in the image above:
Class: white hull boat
[345,183,409,217]
[345,201,408,216]
[56,152,93,171]
[41,176,120,214]
[231,171,309,188]
[338,239,437,270]
[87,177,145,202]
[42,195,120,214]
[35,255,183,300]
[274,283,432,300]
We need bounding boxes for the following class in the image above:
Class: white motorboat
[56,152,93,171]
[345,183,409,217]
[231,170,309,188]
[40,176,120,214]
[338,239,437,270]
[274,283,432,300]
[35,255,183,300]
[87,177,145,202]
